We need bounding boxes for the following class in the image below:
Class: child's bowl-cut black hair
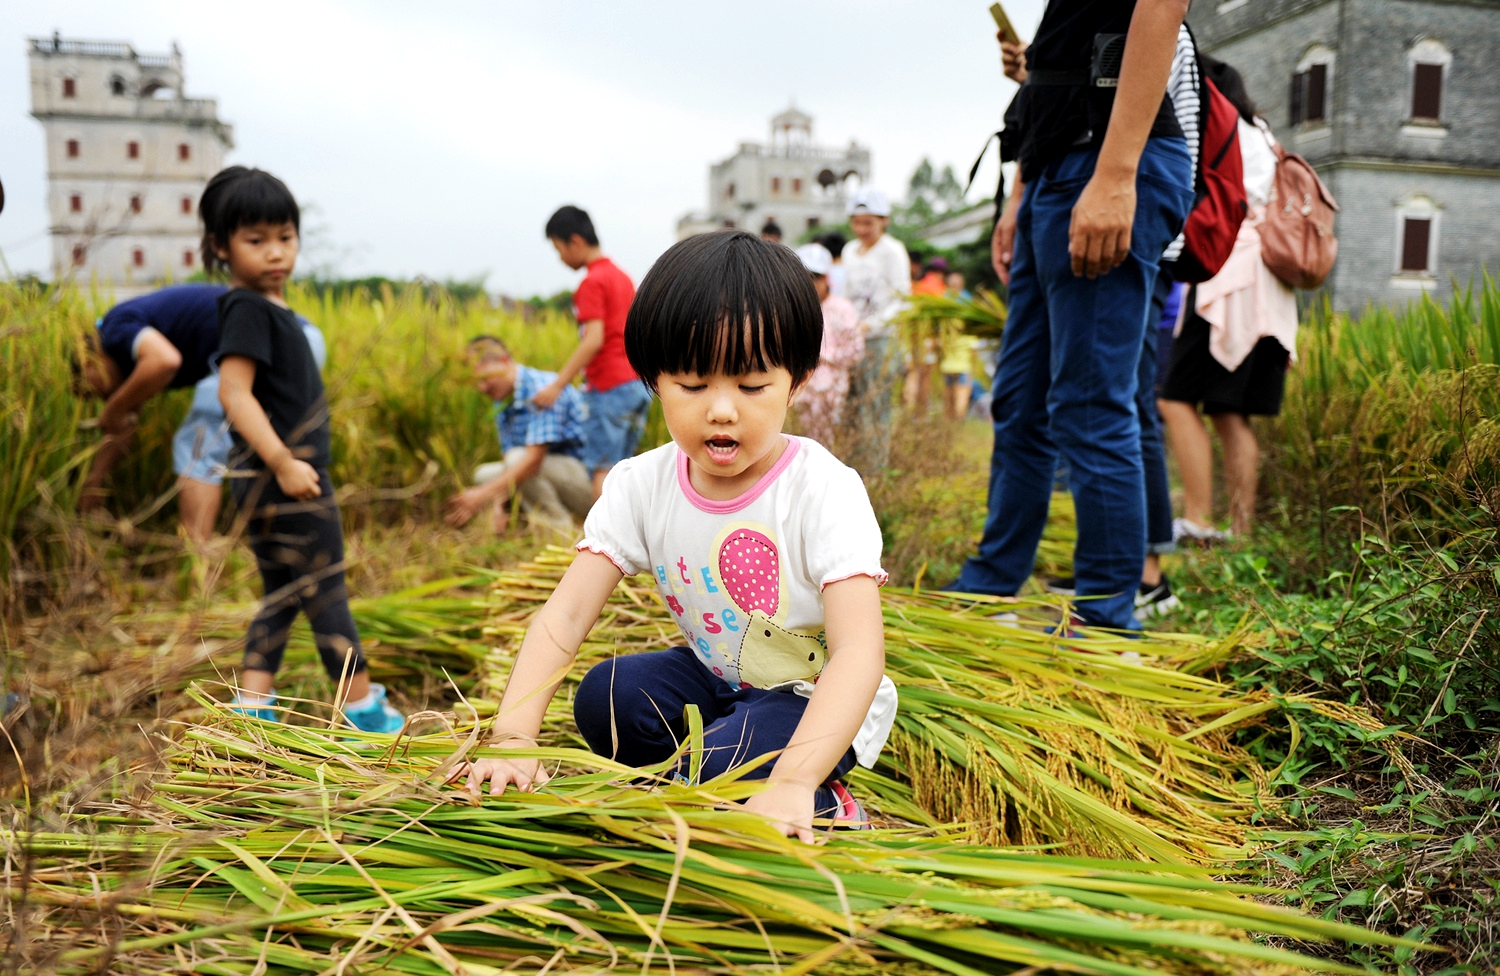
[624,231,822,391]
[545,205,598,247]
[199,166,300,275]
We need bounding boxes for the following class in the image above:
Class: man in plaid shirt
[444,337,596,533]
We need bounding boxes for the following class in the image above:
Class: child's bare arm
[533,319,605,408]
[452,550,623,795]
[749,574,885,841]
[218,355,320,500]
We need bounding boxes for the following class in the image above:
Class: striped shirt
[1162,25,1201,263]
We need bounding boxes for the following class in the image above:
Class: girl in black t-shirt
[203,166,404,734]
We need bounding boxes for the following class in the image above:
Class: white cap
[795,242,833,276]
[846,187,891,217]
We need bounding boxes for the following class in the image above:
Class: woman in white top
[1159,57,1298,540]
[839,188,910,476]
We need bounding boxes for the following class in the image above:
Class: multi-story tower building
[678,106,872,240]
[28,34,234,293]
[1188,0,1500,312]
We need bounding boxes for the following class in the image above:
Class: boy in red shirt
[535,205,651,500]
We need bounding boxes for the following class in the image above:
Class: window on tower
[66,139,79,158]
[181,196,193,215]
[771,176,781,194]
[1407,38,1451,124]
[130,195,142,214]
[72,244,86,266]
[1400,218,1431,272]
[792,178,803,195]
[133,248,145,267]
[127,141,140,159]
[70,194,82,213]
[178,143,191,161]
[183,250,195,268]
[1290,46,1334,128]
[1395,194,1439,277]
[63,77,76,98]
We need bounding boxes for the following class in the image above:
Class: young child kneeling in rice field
[206,166,404,733]
[454,230,897,839]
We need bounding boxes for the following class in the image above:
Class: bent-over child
[205,165,404,733]
[455,231,898,839]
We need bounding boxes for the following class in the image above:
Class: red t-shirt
[573,256,638,391]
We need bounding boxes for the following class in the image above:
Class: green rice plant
[897,289,1008,339]
[471,548,1365,865]
[3,699,1428,974]
[0,280,580,603]
[1262,277,1500,546]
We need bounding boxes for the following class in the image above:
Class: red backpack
[1168,75,1249,283]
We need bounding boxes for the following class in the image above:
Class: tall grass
[1263,276,1500,546]
[0,281,584,600]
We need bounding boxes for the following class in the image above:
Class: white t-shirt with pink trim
[577,435,898,767]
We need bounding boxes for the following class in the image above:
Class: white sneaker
[1172,517,1230,545]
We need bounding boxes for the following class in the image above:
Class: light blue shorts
[581,381,653,473]
[172,374,232,485]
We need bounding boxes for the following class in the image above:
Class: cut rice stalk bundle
[477,549,1339,864]
[4,707,1428,975]
[100,576,497,698]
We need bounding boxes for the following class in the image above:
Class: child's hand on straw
[744,780,817,844]
[449,753,550,797]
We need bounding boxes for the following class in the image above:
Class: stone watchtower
[677,106,872,240]
[1187,0,1500,312]
[28,34,234,292]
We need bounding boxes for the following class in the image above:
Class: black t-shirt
[215,289,332,471]
[1015,0,1182,182]
[96,284,226,388]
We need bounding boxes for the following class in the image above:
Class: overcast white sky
[1,1,1044,296]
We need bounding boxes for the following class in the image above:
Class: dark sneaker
[1043,576,1077,596]
[345,683,406,734]
[1135,575,1181,619]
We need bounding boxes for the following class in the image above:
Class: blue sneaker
[345,683,405,733]
[229,693,279,722]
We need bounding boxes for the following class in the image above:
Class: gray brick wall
[1187,0,1500,311]
[1322,166,1500,312]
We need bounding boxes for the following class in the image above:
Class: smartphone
[989,2,1022,45]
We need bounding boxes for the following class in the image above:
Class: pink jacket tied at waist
[1190,205,1300,373]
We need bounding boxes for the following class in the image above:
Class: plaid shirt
[496,365,585,459]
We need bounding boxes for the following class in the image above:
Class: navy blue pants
[575,646,856,815]
[953,140,1193,628]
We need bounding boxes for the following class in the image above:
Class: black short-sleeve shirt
[1015,0,1182,182]
[215,289,332,471]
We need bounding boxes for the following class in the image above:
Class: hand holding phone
[989,2,1022,46]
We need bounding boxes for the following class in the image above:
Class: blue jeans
[575,646,856,816]
[1142,269,1176,556]
[581,380,653,474]
[954,140,1193,628]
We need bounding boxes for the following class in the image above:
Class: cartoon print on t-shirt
[717,525,827,686]
[737,612,826,686]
